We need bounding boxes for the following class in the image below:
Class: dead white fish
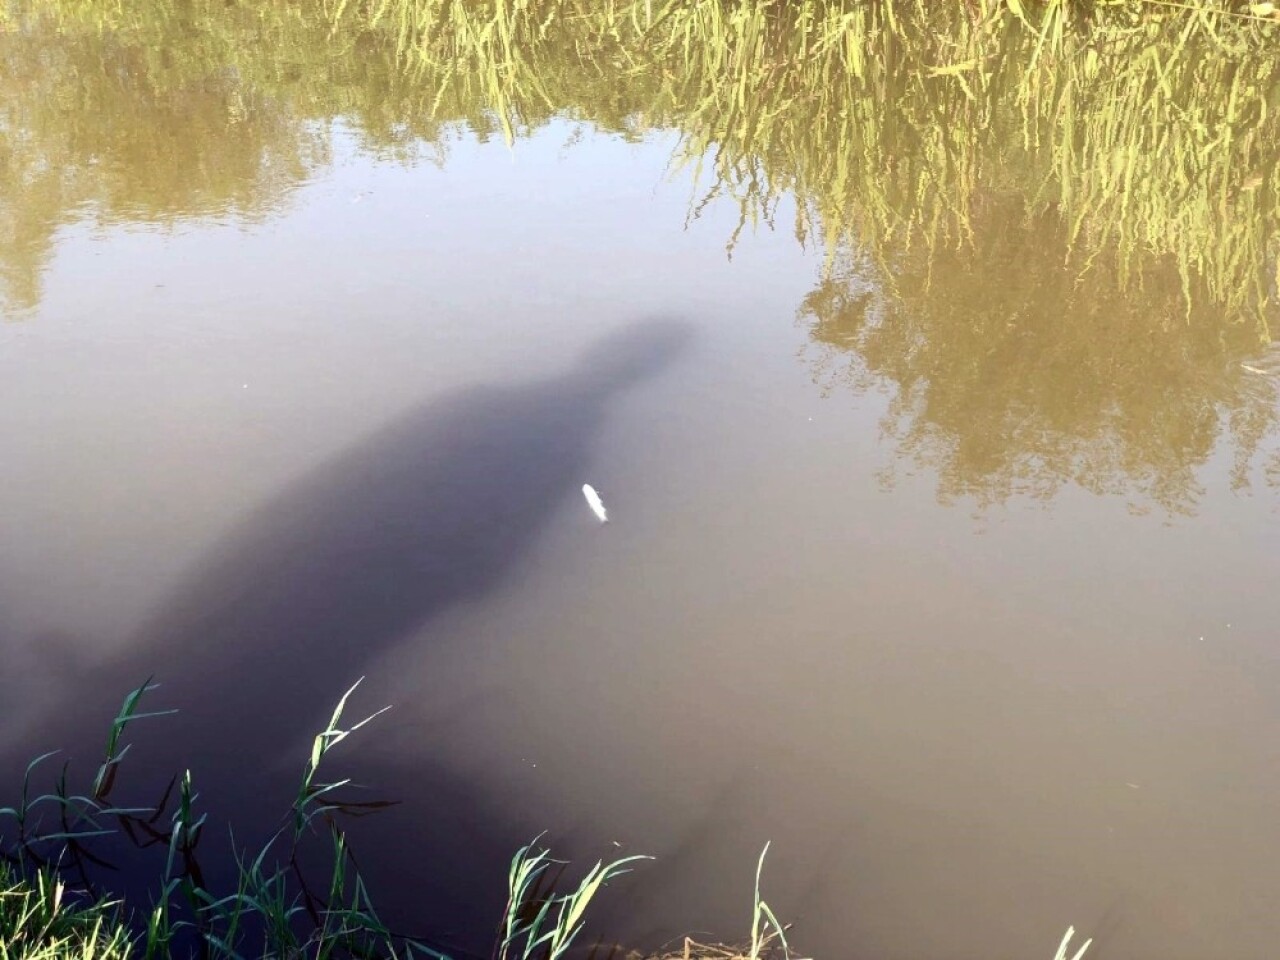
[582,484,608,523]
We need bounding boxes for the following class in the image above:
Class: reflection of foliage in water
[0,0,488,313]
[0,3,336,311]
[352,0,1280,512]
[349,0,1280,327]
[3,0,1280,509]
[803,202,1280,513]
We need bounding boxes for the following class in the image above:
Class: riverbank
[2,682,1096,960]
[1,683,799,960]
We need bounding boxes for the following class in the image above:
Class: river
[3,5,1280,959]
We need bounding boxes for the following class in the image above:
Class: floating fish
[582,483,608,523]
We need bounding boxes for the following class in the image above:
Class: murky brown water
[4,5,1280,959]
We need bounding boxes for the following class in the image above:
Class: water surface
[4,5,1280,959]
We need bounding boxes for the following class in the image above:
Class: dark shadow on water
[0,319,691,951]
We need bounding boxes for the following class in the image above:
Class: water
[4,6,1280,959]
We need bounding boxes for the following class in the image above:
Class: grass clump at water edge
[2,678,436,959]
[0,867,133,960]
